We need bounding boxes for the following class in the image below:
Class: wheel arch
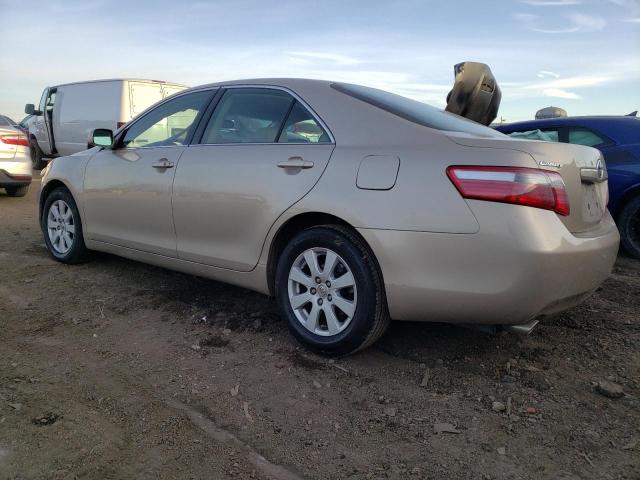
[613,183,640,219]
[39,179,75,222]
[266,211,385,296]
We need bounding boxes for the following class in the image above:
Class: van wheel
[30,138,48,170]
[5,185,29,197]
[42,187,90,264]
[275,225,390,355]
[618,196,640,259]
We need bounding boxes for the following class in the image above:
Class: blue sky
[0,0,638,122]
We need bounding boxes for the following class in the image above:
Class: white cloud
[286,51,364,66]
[523,0,581,5]
[537,70,561,78]
[543,88,582,99]
[516,12,607,33]
[624,16,640,22]
[528,75,612,89]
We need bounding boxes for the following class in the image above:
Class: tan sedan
[39,79,619,354]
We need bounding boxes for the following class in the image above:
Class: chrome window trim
[196,84,335,146]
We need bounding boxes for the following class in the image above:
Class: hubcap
[287,247,357,337]
[47,200,75,254]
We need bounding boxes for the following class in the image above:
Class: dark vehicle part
[536,106,568,120]
[446,62,501,126]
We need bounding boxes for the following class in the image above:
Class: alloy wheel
[287,247,358,336]
[47,199,75,254]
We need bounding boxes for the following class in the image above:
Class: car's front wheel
[42,187,90,264]
[275,225,390,355]
[618,195,640,259]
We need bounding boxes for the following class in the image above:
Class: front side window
[39,89,48,112]
[121,90,211,148]
[567,128,608,147]
[278,102,331,143]
[201,88,294,144]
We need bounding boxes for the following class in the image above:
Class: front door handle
[277,156,314,169]
[152,158,174,169]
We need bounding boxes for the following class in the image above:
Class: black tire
[30,138,48,170]
[618,196,640,259]
[41,187,90,264]
[275,225,390,355]
[5,185,29,197]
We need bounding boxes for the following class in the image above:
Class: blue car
[495,115,640,258]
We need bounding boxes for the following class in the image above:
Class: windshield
[331,83,504,138]
[0,115,17,127]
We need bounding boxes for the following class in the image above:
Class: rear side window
[506,128,560,142]
[201,88,294,144]
[331,82,504,138]
[278,102,331,143]
[567,128,608,147]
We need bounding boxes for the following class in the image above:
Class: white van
[25,79,187,169]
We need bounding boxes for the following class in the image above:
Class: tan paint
[41,78,620,326]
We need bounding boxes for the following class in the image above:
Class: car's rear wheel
[30,138,48,170]
[618,196,640,259]
[42,187,90,264]
[275,225,390,355]
[5,185,29,197]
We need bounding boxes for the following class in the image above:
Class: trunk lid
[449,134,608,233]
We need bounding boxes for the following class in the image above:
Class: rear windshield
[331,83,504,138]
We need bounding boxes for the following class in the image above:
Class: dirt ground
[0,180,638,480]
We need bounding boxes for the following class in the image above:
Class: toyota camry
[39,79,620,354]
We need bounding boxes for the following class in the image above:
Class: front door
[34,88,55,155]
[173,87,335,271]
[83,89,214,257]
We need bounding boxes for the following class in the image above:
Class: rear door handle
[277,156,314,169]
[152,158,174,169]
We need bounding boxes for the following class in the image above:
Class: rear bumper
[0,169,32,187]
[358,202,619,325]
[0,150,32,187]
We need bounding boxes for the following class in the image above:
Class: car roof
[495,115,640,144]
[496,115,638,129]
[54,78,188,88]
[191,78,336,92]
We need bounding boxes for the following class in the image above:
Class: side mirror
[24,104,41,116]
[89,128,114,149]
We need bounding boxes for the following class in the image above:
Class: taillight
[0,133,29,147]
[116,121,126,129]
[447,166,570,216]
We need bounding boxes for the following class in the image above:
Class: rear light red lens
[0,134,29,147]
[8,174,31,181]
[116,121,126,129]
[447,166,570,216]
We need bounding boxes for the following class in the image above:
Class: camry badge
[539,161,561,168]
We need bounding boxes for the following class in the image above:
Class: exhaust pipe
[462,319,540,336]
[503,319,539,336]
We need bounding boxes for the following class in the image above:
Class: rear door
[172,86,335,271]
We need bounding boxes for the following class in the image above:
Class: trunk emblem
[596,159,605,181]
[539,161,561,168]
